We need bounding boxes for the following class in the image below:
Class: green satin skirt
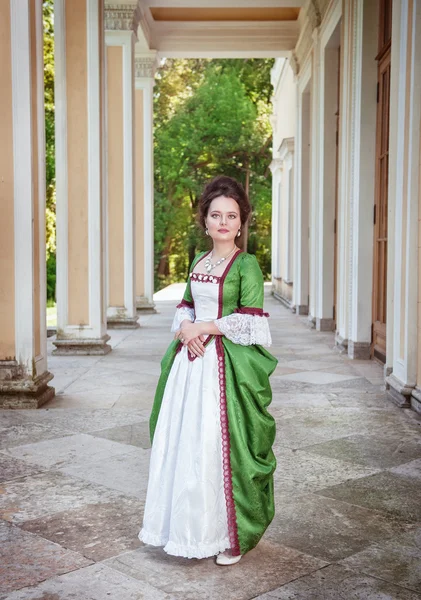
[149,336,278,556]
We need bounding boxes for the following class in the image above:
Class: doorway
[372,0,392,363]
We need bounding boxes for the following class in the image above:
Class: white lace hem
[139,529,230,559]
[214,313,272,347]
[171,306,195,332]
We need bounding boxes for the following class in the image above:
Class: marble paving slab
[0,422,73,450]
[20,496,145,562]
[59,447,150,498]
[255,563,421,600]
[0,520,91,594]
[272,446,380,494]
[299,433,421,469]
[0,563,171,600]
[104,540,328,600]
[317,471,421,522]
[273,371,361,385]
[3,433,139,470]
[9,409,147,434]
[0,455,45,483]
[90,421,151,448]
[0,471,126,523]
[339,525,421,593]
[265,492,410,562]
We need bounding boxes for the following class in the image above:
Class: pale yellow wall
[30,1,40,357]
[135,87,145,297]
[66,0,89,326]
[0,1,15,359]
[107,45,125,307]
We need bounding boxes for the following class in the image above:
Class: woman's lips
[218,229,229,233]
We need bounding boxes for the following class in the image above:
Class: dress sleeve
[214,254,272,347]
[170,258,196,332]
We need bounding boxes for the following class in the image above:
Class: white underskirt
[139,338,230,559]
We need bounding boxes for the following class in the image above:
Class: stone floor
[1,284,421,599]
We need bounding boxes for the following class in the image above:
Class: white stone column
[307,26,321,327]
[311,3,342,333]
[53,0,110,355]
[386,0,421,411]
[292,60,311,315]
[0,0,54,407]
[347,0,378,360]
[105,7,139,328]
[279,138,295,284]
[135,52,158,312]
[270,159,282,282]
[335,0,378,359]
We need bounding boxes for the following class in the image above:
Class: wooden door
[372,0,392,363]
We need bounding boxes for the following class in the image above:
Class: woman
[139,176,278,566]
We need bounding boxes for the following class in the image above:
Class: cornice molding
[105,4,140,35]
[305,0,322,31]
[289,51,299,76]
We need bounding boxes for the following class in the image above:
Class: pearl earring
[205,228,209,236]
[237,229,241,237]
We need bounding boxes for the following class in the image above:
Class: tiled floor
[1,285,421,599]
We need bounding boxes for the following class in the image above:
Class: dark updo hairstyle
[197,176,251,233]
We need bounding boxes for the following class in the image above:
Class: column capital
[269,158,283,174]
[279,137,295,161]
[105,4,141,36]
[134,52,158,80]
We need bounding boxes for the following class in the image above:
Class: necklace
[204,246,237,274]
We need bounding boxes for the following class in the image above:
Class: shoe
[215,551,242,566]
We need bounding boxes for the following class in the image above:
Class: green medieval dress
[139,249,278,558]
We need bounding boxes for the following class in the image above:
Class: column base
[296,304,309,315]
[306,314,316,329]
[136,296,157,314]
[107,316,140,329]
[316,317,335,332]
[411,387,421,414]
[0,364,55,409]
[335,332,348,353]
[385,373,413,408]
[272,290,293,310]
[53,334,112,355]
[348,340,371,360]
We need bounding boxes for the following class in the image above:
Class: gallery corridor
[1,286,421,599]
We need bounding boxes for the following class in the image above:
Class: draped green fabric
[149,251,278,556]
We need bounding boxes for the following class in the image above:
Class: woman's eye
[229,215,236,219]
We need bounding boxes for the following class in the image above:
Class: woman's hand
[174,321,206,357]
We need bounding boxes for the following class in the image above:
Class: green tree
[43,0,56,301]
[153,60,274,290]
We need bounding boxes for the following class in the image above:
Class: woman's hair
[197,175,251,231]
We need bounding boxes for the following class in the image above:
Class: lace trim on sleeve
[171,306,195,332]
[214,313,272,347]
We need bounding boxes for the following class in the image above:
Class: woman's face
[205,196,241,244]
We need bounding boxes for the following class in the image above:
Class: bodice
[190,278,219,322]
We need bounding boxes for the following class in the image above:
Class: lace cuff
[214,312,272,347]
[171,306,195,332]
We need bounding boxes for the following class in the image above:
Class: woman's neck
[211,241,238,260]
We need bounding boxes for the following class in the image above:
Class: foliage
[154,59,274,290]
[43,0,56,300]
